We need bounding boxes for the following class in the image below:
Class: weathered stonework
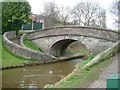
[20,33,26,47]
[25,26,119,56]
[3,26,119,62]
[3,31,57,62]
[31,36,114,55]
[27,26,119,42]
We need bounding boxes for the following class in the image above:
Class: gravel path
[88,53,119,88]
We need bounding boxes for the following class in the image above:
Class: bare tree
[111,0,120,27]
[99,9,106,28]
[60,6,71,25]
[42,2,60,27]
[71,1,106,28]
[91,8,106,28]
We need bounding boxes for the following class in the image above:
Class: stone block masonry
[26,26,119,55]
[3,31,57,62]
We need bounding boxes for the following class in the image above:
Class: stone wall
[3,31,57,62]
[20,33,26,47]
[27,26,119,42]
[31,36,114,55]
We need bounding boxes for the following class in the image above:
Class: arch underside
[32,36,114,57]
[49,39,88,57]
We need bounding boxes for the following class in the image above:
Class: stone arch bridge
[3,26,119,62]
[25,26,119,57]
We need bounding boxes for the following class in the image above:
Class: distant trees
[2,1,31,34]
[60,6,71,25]
[41,2,60,27]
[41,1,106,28]
[111,0,120,27]
[71,1,106,28]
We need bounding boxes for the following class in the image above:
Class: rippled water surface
[2,59,82,88]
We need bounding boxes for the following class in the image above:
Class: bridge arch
[26,26,118,56]
[49,39,88,57]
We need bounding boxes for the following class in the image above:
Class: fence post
[32,21,34,30]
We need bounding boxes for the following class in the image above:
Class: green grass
[2,45,36,67]
[24,39,43,52]
[0,35,36,67]
[45,55,112,88]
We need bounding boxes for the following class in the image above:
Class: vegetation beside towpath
[1,36,36,67]
[44,55,112,88]
[45,41,119,88]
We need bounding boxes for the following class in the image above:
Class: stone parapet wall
[20,33,27,47]
[26,26,119,42]
[5,31,16,39]
[3,31,56,61]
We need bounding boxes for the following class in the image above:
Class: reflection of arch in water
[49,39,88,57]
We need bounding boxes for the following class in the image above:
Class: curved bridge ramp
[3,31,57,63]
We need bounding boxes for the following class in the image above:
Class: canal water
[2,58,83,88]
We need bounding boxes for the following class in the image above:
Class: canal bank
[44,41,120,88]
[44,55,113,88]
[88,53,119,88]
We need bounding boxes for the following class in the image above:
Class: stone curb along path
[88,52,119,88]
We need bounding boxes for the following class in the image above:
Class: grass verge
[24,39,43,52]
[2,45,36,67]
[1,36,36,67]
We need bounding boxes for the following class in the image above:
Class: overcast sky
[28,0,117,29]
